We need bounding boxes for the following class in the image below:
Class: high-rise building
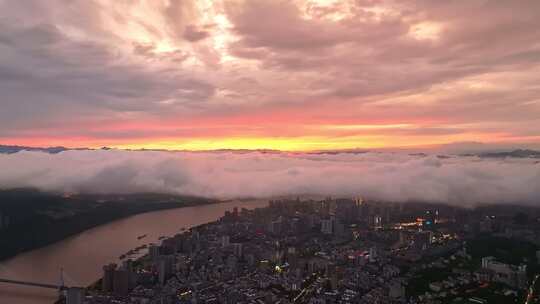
[398,230,407,246]
[66,287,84,304]
[321,218,333,234]
[287,247,298,268]
[121,259,133,273]
[158,255,175,285]
[372,215,382,229]
[232,243,243,258]
[221,235,230,247]
[149,243,160,260]
[333,220,345,237]
[269,218,282,235]
[481,257,528,288]
[413,231,433,250]
[122,259,135,289]
[389,280,405,300]
[321,198,333,216]
[354,199,363,220]
[102,263,116,292]
[113,269,129,295]
[335,199,357,223]
[369,247,378,263]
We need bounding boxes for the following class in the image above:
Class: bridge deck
[0,278,66,290]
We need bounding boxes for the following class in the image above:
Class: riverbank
[0,189,217,261]
[0,199,269,304]
[86,219,214,292]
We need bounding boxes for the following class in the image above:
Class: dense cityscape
[57,198,540,304]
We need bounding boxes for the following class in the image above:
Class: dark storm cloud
[0,20,215,129]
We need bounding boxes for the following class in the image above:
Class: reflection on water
[0,200,268,304]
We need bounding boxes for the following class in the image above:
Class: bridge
[0,278,67,290]
[0,268,78,292]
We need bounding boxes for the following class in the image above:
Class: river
[0,200,269,304]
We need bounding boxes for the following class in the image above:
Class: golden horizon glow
[113,136,383,151]
[3,134,539,152]
[105,132,517,152]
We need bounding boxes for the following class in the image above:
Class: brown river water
[0,200,269,304]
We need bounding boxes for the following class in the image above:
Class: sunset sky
[1,0,540,151]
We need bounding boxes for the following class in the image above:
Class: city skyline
[1,1,540,151]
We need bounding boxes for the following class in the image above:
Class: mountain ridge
[1,144,540,158]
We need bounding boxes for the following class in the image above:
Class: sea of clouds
[0,150,539,206]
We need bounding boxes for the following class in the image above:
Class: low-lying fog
[0,150,538,206]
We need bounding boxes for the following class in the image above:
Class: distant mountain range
[0,145,69,154]
[477,149,540,158]
[1,144,539,158]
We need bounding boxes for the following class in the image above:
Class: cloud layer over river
[0,150,539,206]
